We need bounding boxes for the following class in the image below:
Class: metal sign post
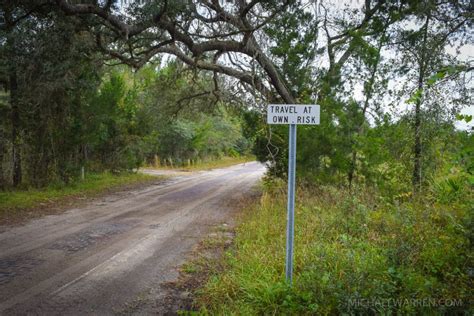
[267,104,320,285]
[286,123,297,283]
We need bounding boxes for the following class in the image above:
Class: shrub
[196,182,472,314]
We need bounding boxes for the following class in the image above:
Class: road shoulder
[0,173,166,227]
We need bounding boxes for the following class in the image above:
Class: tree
[41,0,409,181]
[392,0,472,191]
[3,0,470,191]
[1,5,22,187]
[43,0,406,105]
[254,0,404,180]
[0,4,104,186]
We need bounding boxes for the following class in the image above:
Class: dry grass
[147,156,255,171]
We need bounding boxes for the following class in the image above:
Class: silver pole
[286,123,297,284]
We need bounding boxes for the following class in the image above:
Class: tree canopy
[0,0,472,191]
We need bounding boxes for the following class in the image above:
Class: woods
[0,1,471,190]
[0,8,253,187]
[0,0,472,313]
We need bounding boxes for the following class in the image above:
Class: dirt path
[0,162,265,315]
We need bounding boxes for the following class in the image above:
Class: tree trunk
[348,37,384,189]
[10,64,22,187]
[412,81,422,191]
[348,150,357,189]
[4,9,22,188]
[412,16,430,192]
[0,126,4,190]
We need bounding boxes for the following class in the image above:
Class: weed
[0,172,160,220]
[195,183,472,315]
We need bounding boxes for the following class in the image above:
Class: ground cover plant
[0,172,158,221]
[196,174,472,314]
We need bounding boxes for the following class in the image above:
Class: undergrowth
[0,172,158,216]
[195,177,473,315]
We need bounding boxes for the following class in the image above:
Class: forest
[0,0,472,314]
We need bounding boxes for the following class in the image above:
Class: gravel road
[0,162,265,315]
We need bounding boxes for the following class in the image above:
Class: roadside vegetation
[0,12,256,191]
[196,168,472,314]
[0,172,158,221]
[147,155,255,171]
[0,20,256,216]
[0,57,255,190]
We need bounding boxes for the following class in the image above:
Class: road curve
[0,162,265,315]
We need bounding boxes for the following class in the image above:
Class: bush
[196,181,472,314]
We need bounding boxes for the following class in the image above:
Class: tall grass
[196,179,472,315]
[0,172,158,217]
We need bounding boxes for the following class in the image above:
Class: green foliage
[85,70,146,172]
[84,64,254,170]
[430,174,467,204]
[196,181,472,315]
[349,31,382,67]
[134,63,253,167]
[456,114,472,124]
[0,37,254,188]
[264,0,316,98]
[5,13,103,186]
[155,111,248,165]
[406,88,423,104]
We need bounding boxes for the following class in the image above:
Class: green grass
[148,156,255,171]
[0,172,159,217]
[195,179,472,315]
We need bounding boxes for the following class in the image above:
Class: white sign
[267,104,320,125]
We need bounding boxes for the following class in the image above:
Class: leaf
[406,88,423,104]
[456,114,472,123]
[426,70,447,86]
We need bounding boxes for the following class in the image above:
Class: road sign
[267,104,320,125]
[267,104,320,285]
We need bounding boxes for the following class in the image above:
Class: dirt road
[0,162,265,315]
